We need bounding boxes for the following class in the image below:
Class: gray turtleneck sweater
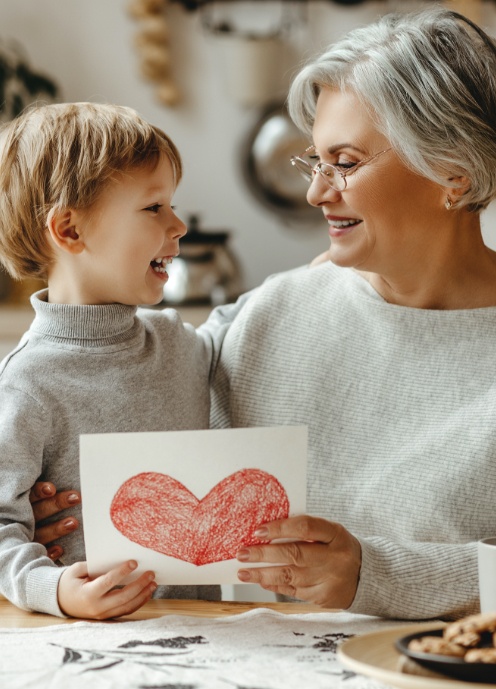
[0,290,220,616]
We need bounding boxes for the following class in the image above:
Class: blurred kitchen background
[1,0,495,600]
[0,0,495,309]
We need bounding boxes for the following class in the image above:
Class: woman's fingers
[34,516,79,546]
[237,564,312,599]
[236,515,362,609]
[309,250,331,267]
[29,482,56,503]
[31,486,80,553]
[253,515,343,544]
[238,540,330,567]
[46,545,64,561]
[237,561,340,606]
[31,490,80,523]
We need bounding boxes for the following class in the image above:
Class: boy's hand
[30,482,80,560]
[58,560,157,619]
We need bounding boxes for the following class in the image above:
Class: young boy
[0,102,221,619]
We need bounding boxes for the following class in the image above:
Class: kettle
[162,215,243,306]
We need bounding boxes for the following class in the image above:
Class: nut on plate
[444,612,496,642]
[407,612,496,663]
[408,636,466,657]
[465,648,496,664]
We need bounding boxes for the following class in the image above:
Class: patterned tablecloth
[0,609,422,689]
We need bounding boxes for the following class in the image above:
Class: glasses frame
[290,145,392,192]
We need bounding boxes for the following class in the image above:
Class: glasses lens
[291,156,313,182]
[320,164,346,192]
[291,151,346,191]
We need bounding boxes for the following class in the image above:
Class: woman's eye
[335,161,357,170]
[144,203,163,214]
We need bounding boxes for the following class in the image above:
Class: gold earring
[445,197,452,210]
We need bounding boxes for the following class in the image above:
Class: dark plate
[396,628,496,684]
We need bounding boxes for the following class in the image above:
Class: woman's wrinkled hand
[236,515,362,609]
[30,482,81,561]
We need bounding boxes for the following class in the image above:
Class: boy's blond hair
[0,102,182,280]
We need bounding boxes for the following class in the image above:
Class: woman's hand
[310,251,331,267]
[30,482,80,560]
[58,560,157,620]
[236,515,362,609]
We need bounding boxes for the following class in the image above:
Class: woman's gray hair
[288,6,496,211]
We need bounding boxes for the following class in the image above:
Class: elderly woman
[209,5,496,621]
[33,6,496,620]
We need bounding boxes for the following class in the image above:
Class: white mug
[478,537,496,613]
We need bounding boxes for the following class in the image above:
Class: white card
[80,426,307,584]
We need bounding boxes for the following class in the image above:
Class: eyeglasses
[290,145,392,192]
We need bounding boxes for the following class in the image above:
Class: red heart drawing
[110,468,289,565]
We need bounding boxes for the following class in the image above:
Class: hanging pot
[241,102,321,220]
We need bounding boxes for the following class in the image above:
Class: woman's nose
[306,173,342,207]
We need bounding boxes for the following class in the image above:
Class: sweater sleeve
[0,384,65,616]
[349,537,479,620]
[197,287,258,382]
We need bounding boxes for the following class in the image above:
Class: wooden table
[0,596,323,628]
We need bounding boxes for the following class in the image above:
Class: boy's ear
[46,207,85,254]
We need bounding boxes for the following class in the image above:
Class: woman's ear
[46,207,85,254]
[445,176,471,207]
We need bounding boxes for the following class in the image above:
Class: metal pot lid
[242,102,320,219]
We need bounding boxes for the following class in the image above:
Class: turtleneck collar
[29,289,139,347]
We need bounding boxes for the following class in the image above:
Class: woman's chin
[328,240,373,271]
[328,247,360,269]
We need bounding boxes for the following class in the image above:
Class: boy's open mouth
[151,257,172,274]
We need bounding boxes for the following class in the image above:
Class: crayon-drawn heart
[110,468,289,566]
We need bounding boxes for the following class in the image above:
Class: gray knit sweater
[207,262,496,620]
[0,290,220,616]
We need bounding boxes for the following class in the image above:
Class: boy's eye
[144,203,163,214]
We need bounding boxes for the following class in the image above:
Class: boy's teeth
[151,257,173,273]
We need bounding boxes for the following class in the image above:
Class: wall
[2,0,496,290]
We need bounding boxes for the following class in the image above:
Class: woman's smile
[326,215,362,238]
